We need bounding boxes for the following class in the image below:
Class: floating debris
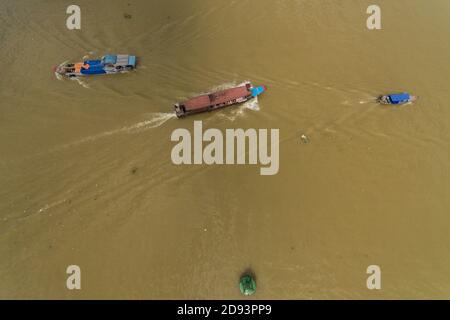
[300,134,310,144]
[131,167,138,175]
[124,13,132,19]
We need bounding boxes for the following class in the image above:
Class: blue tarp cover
[128,55,136,67]
[389,93,410,104]
[251,86,265,97]
[80,63,106,75]
[84,59,103,66]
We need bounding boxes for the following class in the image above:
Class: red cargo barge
[174,82,266,118]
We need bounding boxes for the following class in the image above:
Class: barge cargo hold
[174,82,266,118]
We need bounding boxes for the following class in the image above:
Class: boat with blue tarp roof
[54,54,137,78]
[378,93,417,105]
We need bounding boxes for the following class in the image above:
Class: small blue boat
[378,93,417,105]
[54,54,137,78]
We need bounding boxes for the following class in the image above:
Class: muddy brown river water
[1,0,450,299]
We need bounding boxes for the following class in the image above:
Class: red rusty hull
[175,83,253,118]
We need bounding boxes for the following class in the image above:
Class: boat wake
[125,112,177,133]
[244,97,260,111]
[340,96,378,106]
[216,97,260,122]
[54,60,69,81]
[358,97,378,105]
[16,112,177,221]
[53,113,176,150]
[71,77,90,89]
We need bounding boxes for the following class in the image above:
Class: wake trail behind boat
[216,97,260,122]
[71,77,90,89]
[244,96,260,111]
[358,97,378,104]
[49,113,176,152]
[125,112,177,133]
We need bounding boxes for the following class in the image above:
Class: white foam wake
[56,113,176,149]
[125,112,177,133]
[71,77,90,89]
[244,96,260,111]
[216,97,260,122]
[54,60,69,81]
